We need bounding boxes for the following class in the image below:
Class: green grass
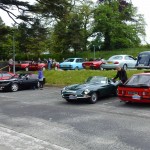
[77,47,150,60]
[43,69,145,86]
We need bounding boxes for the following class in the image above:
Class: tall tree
[93,0,146,50]
[0,17,13,60]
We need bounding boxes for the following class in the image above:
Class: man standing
[113,66,128,84]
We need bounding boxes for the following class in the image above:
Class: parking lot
[1,87,150,150]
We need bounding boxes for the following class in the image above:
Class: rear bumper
[118,96,150,103]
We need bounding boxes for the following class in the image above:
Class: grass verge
[44,69,145,86]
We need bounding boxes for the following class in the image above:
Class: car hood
[64,82,103,91]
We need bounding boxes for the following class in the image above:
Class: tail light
[114,61,119,64]
[118,90,124,95]
[142,92,150,97]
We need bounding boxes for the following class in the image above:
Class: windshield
[64,58,75,62]
[126,75,150,86]
[108,55,123,60]
[137,53,150,65]
[86,76,107,84]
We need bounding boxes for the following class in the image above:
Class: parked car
[59,58,84,70]
[118,72,150,103]
[61,76,120,104]
[28,62,47,71]
[82,59,106,70]
[101,55,137,70]
[0,71,16,80]
[0,73,41,92]
[135,51,150,69]
[12,61,31,71]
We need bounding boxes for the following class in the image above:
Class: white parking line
[0,126,70,150]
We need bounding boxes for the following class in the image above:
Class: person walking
[113,66,128,84]
[48,58,52,70]
[8,58,13,72]
[38,68,44,89]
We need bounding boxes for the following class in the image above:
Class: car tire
[42,67,46,71]
[89,92,98,104]
[25,67,29,71]
[11,83,19,92]
[123,64,127,70]
[74,67,79,70]
[100,67,104,70]
[113,89,118,96]
[36,81,40,89]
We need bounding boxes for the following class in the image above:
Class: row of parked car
[59,51,150,70]
[61,72,150,104]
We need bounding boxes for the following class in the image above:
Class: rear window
[126,75,150,86]
[137,54,150,64]
[108,56,123,60]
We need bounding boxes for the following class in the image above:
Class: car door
[96,79,114,96]
[124,56,136,68]
[75,58,84,69]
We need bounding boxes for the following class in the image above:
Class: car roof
[133,72,150,76]
[110,54,131,57]
[138,51,150,54]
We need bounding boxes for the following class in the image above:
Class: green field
[44,69,146,86]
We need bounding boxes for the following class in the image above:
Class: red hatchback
[118,73,150,103]
[82,59,105,70]
[0,71,15,80]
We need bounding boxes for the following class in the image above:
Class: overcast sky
[0,0,149,43]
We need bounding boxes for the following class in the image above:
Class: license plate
[132,94,141,100]
[107,62,112,64]
[128,91,138,95]
[69,95,77,99]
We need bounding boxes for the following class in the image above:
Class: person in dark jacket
[113,66,128,84]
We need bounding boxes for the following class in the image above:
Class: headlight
[62,87,66,92]
[84,89,90,94]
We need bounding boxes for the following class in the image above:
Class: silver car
[101,55,137,70]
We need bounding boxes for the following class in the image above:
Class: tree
[16,19,49,59]
[0,17,13,60]
[0,0,35,23]
[93,0,146,50]
[49,0,95,55]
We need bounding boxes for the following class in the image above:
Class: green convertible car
[61,76,121,104]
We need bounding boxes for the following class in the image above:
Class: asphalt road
[1,87,150,150]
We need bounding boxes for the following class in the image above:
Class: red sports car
[14,61,30,71]
[0,71,16,80]
[82,59,105,70]
[118,73,150,103]
[28,62,47,71]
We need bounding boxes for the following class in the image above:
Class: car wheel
[36,81,40,89]
[89,92,98,104]
[11,83,19,92]
[100,67,104,70]
[74,67,79,70]
[123,64,127,70]
[113,89,118,96]
[42,67,46,71]
[25,67,29,71]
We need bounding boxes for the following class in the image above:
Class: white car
[101,55,137,70]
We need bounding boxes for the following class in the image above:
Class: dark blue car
[136,51,150,69]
